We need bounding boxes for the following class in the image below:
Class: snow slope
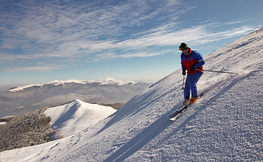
[44,99,116,137]
[0,28,262,161]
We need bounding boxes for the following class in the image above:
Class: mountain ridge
[7,77,139,92]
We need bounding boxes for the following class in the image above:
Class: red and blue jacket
[181,49,205,75]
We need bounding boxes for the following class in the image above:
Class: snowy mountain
[7,79,87,92]
[0,28,262,161]
[87,77,137,86]
[44,99,116,137]
[0,78,149,117]
[7,78,137,92]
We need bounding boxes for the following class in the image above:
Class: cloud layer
[0,0,256,72]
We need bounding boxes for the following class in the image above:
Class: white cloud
[119,51,166,58]
[0,0,257,72]
[0,65,63,73]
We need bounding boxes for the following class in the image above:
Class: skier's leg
[189,72,202,98]
[184,74,191,99]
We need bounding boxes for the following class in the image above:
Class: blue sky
[0,0,262,88]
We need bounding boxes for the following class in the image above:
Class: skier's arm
[193,52,205,68]
[181,55,186,75]
[181,62,186,71]
[181,55,186,71]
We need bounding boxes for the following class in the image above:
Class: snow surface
[44,99,116,137]
[0,28,262,161]
[0,122,7,125]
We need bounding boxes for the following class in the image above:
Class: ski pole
[195,69,238,74]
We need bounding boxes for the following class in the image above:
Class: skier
[179,43,205,106]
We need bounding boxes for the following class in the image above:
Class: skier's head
[179,43,189,50]
[179,43,190,55]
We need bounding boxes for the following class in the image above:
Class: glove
[182,70,186,75]
[190,66,195,71]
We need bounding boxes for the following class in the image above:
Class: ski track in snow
[0,28,262,162]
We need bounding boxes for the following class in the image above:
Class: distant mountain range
[7,78,138,92]
[0,78,150,117]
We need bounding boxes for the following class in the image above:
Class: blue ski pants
[184,72,202,99]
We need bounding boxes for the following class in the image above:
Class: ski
[169,93,205,121]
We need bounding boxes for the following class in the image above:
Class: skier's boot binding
[190,97,198,103]
[183,99,190,106]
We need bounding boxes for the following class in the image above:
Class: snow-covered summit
[88,77,137,85]
[47,79,86,86]
[0,28,262,161]
[44,99,116,137]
